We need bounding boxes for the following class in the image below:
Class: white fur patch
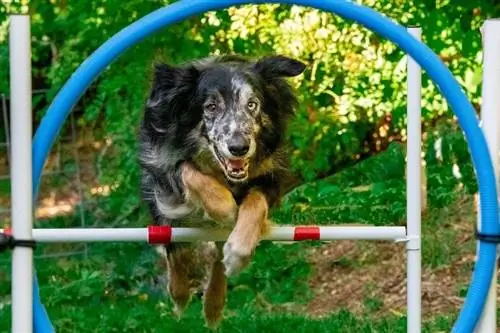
[222,239,251,277]
[155,245,168,258]
[154,189,193,219]
[229,120,238,133]
[231,76,253,103]
[151,122,167,133]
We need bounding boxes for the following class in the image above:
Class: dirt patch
[305,197,494,320]
[0,135,106,224]
[306,241,474,319]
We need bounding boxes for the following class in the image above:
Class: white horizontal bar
[6,228,149,243]
[310,226,406,241]
[0,226,407,243]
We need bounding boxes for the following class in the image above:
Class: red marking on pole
[3,227,12,236]
[148,225,172,244]
[294,226,320,241]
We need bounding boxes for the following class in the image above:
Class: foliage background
[1,0,496,190]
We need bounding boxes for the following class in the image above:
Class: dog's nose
[228,135,250,157]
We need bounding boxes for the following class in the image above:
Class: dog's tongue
[227,159,245,169]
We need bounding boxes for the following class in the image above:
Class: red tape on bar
[2,228,11,236]
[294,226,320,241]
[148,225,172,244]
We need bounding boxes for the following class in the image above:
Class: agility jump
[3,1,500,333]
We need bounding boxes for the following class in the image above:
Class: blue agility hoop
[32,1,499,332]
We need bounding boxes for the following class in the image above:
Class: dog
[138,54,306,327]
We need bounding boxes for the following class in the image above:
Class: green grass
[0,178,10,196]
[0,142,480,332]
[0,296,455,333]
[0,239,456,333]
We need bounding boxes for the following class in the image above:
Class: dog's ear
[147,63,199,109]
[253,55,306,79]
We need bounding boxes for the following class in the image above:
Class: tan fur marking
[203,256,227,328]
[232,190,270,253]
[166,250,194,317]
[249,149,288,179]
[249,157,277,178]
[222,190,270,276]
[181,162,237,225]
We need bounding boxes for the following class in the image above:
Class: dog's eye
[247,101,257,111]
[205,103,217,113]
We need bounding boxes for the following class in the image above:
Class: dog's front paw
[222,237,253,277]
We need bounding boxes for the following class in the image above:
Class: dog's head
[145,55,306,183]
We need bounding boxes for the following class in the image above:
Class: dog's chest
[179,208,227,228]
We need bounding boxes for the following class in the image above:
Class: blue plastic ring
[32,1,499,332]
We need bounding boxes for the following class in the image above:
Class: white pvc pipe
[476,19,500,333]
[9,15,33,333]
[0,226,407,243]
[174,226,407,242]
[31,228,149,243]
[406,26,422,333]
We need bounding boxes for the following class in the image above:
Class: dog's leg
[223,190,270,276]
[203,243,227,329]
[164,245,198,318]
[181,162,237,226]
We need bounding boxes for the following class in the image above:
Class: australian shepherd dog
[138,54,306,327]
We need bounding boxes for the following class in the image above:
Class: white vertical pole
[406,26,422,333]
[9,15,33,333]
[475,19,500,333]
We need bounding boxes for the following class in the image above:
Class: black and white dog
[138,54,305,327]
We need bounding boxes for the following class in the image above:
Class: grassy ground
[0,143,491,332]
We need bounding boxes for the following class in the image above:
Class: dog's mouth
[213,147,249,182]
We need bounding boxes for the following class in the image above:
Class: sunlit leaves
[0,0,494,193]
